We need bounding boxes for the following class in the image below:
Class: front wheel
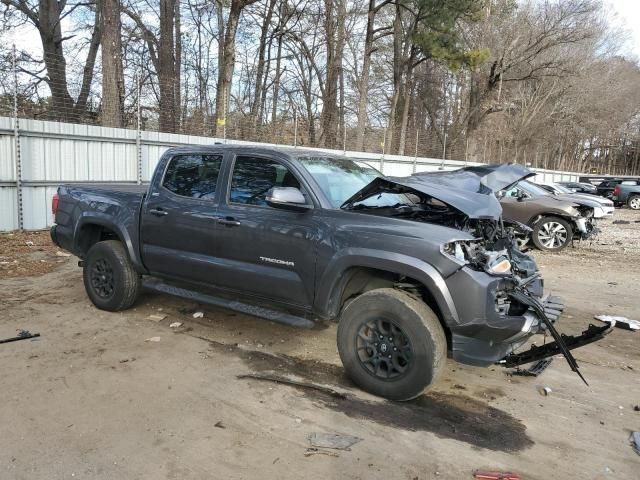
[83,240,141,311]
[337,288,446,401]
[531,216,573,252]
[628,195,640,210]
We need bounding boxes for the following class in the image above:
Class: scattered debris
[511,358,553,377]
[631,432,640,456]
[304,448,340,458]
[236,373,348,399]
[25,240,34,246]
[145,336,161,342]
[193,311,204,318]
[473,471,521,480]
[634,405,639,412]
[214,421,225,429]
[55,250,71,257]
[595,315,640,331]
[607,282,618,286]
[0,330,40,345]
[538,386,552,396]
[169,322,183,328]
[308,432,362,451]
[612,220,630,225]
[147,314,167,322]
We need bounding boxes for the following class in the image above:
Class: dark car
[596,179,624,199]
[50,148,608,399]
[558,181,598,195]
[612,180,640,209]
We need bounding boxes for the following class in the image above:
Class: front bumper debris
[501,322,612,369]
[504,287,613,385]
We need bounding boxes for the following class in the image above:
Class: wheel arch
[73,215,146,272]
[316,249,459,330]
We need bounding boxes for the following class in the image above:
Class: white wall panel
[0,116,586,231]
[0,187,18,231]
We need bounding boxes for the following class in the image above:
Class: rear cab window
[162,154,223,200]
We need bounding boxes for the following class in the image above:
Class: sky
[607,0,640,58]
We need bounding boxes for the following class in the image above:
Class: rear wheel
[83,240,141,311]
[628,195,640,210]
[531,216,572,252]
[337,288,446,401]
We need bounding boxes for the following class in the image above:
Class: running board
[142,278,315,329]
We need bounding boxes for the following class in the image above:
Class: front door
[214,154,319,309]
[140,152,223,284]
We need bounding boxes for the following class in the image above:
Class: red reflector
[52,193,59,215]
[613,185,620,195]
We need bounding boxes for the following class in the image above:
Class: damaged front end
[342,164,612,384]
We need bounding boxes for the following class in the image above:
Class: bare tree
[1,0,101,122]
[213,0,258,136]
[100,0,124,127]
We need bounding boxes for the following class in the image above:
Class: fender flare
[74,213,146,272]
[315,248,459,325]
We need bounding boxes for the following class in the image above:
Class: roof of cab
[162,144,347,160]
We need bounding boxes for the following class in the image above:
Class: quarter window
[229,156,304,206]
[163,154,222,200]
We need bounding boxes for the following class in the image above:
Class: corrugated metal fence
[0,116,581,231]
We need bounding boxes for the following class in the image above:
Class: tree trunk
[159,0,177,132]
[271,27,283,126]
[100,0,124,127]
[214,0,256,136]
[355,0,376,151]
[38,0,101,122]
[250,0,277,136]
[319,0,345,149]
[397,63,414,156]
[384,3,402,153]
[174,0,182,131]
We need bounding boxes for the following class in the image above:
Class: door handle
[149,208,168,217]
[217,217,241,226]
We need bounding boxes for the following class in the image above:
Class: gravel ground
[0,231,68,277]
[0,208,639,480]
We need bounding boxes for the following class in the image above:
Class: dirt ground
[1,210,639,480]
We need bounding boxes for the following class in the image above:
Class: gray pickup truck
[612,181,640,209]
[51,145,609,399]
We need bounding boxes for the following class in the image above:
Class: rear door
[213,154,319,309]
[140,152,224,283]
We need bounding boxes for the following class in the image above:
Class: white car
[536,182,614,218]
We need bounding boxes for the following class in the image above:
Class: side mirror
[516,192,527,202]
[266,187,311,212]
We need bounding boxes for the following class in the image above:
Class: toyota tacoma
[50,146,610,400]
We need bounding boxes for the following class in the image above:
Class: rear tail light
[52,192,59,215]
[613,185,621,196]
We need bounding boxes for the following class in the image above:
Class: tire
[337,288,446,401]
[531,216,573,252]
[83,240,141,311]
[628,195,640,210]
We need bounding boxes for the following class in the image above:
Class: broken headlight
[441,240,512,276]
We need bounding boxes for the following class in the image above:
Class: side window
[229,156,304,206]
[162,154,222,200]
[502,186,520,198]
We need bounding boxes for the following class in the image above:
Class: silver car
[537,182,614,217]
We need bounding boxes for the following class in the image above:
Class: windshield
[520,180,552,196]
[297,156,388,208]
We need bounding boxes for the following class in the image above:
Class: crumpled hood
[342,163,536,220]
